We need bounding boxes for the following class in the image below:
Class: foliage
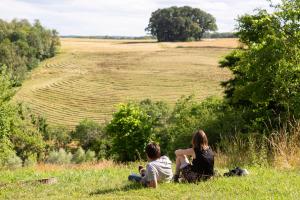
[0,66,16,166]
[44,125,71,150]
[85,150,97,162]
[0,19,60,85]
[0,68,45,167]
[46,148,72,164]
[71,119,110,159]
[46,148,97,164]
[23,153,37,167]
[146,6,217,42]
[12,105,46,161]
[4,152,23,169]
[72,148,97,163]
[138,99,170,156]
[202,32,237,39]
[219,0,300,129]
[164,95,247,157]
[72,147,86,164]
[106,103,155,161]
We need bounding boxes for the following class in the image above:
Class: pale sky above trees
[0,0,281,36]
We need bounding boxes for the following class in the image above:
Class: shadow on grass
[90,183,144,196]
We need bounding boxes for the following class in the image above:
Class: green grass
[13,38,236,128]
[0,164,299,200]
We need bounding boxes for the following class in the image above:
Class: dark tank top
[191,147,214,176]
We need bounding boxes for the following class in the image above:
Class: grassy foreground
[0,163,299,200]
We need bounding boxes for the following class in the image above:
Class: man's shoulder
[159,155,172,163]
[149,156,172,166]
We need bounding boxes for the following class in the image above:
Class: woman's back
[191,147,214,176]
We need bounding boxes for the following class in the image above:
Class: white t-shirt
[142,156,173,183]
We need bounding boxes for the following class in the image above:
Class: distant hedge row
[0,19,60,86]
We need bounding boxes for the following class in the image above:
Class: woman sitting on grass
[173,130,214,183]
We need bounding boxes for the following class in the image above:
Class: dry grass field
[13,38,238,128]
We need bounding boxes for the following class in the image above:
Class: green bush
[0,67,45,167]
[139,99,170,156]
[85,150,96,162]
[164,95,247,157]
[106,102,154,162]
[72,147,86,164]
[44,125,71,150]
[23,153,37,167]
[5,152,23,169]
[46,148,72,164]
[72,119,110,159]
[219,0,300,129]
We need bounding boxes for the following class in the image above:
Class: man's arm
[143,164,158,188]
[147,179,157,188]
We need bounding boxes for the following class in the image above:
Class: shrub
[72,119,110,158]
[85,150,96,162]
[165,95,247,158]
[106,102,154,162]
[5,152,23,169]
[46,148,72,164]
[139,99,170,156]
[219,1,300,129]
[72,147,86,164]
[0,67,46,166]
[23,153,37,167]
[44,125,71,150]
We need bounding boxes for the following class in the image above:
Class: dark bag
[223,167,249,177]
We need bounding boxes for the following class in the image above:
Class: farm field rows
[14,38,238,128]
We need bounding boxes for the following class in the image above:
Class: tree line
[0,19,60,86]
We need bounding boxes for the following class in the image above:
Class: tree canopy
[219,0,300,128]
[0,67,45,168]
[0,19,60,86]
[146,6,217,42]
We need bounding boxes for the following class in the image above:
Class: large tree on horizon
[146,6,217,42]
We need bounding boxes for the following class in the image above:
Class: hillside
[14,38,238,128]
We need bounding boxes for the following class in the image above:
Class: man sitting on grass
[128,143,173,188]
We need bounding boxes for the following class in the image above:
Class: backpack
[223,167,249,177]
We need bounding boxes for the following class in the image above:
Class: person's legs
[175,155,189,176]
[138,165,146,177]
[128,173,142,182]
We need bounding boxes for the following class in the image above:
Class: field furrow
[13,38,236,128]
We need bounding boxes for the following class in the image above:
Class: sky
[0,0,281,36]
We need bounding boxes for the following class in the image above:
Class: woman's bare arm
[175,148,194,157]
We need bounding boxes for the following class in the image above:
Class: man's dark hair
[145,143,161,160]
